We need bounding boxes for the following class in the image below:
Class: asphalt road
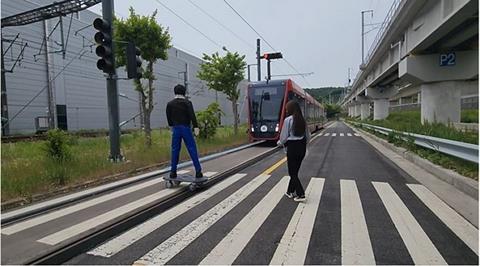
[11,121,478,265]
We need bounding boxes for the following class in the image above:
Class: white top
[277,115,311,146]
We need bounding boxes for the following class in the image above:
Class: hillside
[304,87,345,103]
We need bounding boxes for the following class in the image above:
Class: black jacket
[166,98,198,128]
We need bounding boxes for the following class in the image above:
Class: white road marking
[1,169,164,222]
[324,133,330,136]
[408,184,478,255]
[354,133,360,136]
[200,176,289,265]
[88,173,247,258]
[37,187,181,245]
[133,174,272,265]
[341,179,375,265]
[340,133,344,136]
[373,182,447,265]
[177,170,190,175]
[2,178,165,235]
[270,178,325,265]
[332,133,337,137]
[347,133,352,136]
[203,172,217,177]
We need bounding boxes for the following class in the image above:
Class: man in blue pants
[166,84,203,178]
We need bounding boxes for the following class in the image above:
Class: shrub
[43,129,72,185]
[44,129,72,161]
[196,102,224,139]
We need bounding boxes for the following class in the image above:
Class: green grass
[350,110,478,144]
[353,124,478,180]
[461,109,478,123]
[1,126,248,202]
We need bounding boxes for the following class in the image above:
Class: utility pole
[361,10,373,68]
[184,62,189,92]
[256,38,261,81]
[102,0,122,161]
[1,40,9,136]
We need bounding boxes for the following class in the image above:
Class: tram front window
[249,86,284,123]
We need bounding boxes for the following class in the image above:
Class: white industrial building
[1,0,248,135]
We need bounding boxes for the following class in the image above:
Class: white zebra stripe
[373,182,447,265]
[88,173,246,258]
[270,178,325,265]
[2,177,165,235]
[37,187,181,245]
[408,184,478,255]
[200,176,289,265]
[341,179,375,265]
[133,174,272,265]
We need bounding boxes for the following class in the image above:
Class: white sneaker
[285,192,294,199]
[294,195,306,202]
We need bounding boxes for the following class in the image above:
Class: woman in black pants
[277,100,310,202]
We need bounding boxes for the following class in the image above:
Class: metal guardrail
[351,122,479,163]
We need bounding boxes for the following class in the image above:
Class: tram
[247,79,325,142]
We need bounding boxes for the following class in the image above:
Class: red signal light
[263,54,268,59]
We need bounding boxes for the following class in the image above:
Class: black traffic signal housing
[263,52,283,60]
[93,18,114,74]
[126,42,142,79]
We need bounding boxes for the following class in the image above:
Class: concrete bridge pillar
[373,99,389,120]
[354,104,361,117]
[360,103,370,120]
[366,87,397,120]
[421,81,461,124]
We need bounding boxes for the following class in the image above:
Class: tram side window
[288,91,294,100]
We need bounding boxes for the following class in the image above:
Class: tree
[325,103,341,118]
[197,50,246,135]
[114,7,172,147]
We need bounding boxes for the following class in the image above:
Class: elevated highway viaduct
[342,0,478,124]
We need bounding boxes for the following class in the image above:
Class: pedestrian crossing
[2,171,478,264]
[88,175,476,264]
[317,132,360,137]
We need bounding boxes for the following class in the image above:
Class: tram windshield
[249,86,285,122]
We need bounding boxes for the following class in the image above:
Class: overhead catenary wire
[3,48,87,129]
[186,0,254,51]
[153,0,224,50]
[222,0,312,87]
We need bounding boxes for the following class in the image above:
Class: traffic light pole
[102,0,122,162]
[256,38,261,81]
[266,59,271,81]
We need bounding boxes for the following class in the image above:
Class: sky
[88,0,396,88]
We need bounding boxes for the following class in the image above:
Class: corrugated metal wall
[2,0,247,135]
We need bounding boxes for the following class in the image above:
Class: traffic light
[126,42,142,79]
[263,52,283,60]
[93,18,114,74]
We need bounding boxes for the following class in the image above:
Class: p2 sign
[440,52,455,66]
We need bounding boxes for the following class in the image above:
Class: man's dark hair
[174,84,186,95]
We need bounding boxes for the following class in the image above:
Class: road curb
[347,123,478,199]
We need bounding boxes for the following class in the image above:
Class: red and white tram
[247,79,325,142]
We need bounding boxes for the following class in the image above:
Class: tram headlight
[251,127,254,132]
[275,123,279,132]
